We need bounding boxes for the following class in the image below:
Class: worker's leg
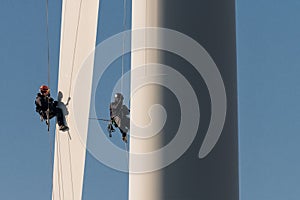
[54,107,68,131]
[54,107,64,126]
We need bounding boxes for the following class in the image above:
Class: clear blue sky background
[0,0,299,200]
[237,0,300,199]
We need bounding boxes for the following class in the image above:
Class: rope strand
[45,1,54,199]
[56,134,64,200]
[67,137,75,200]
[144,0,148,76]
[122,0,130,168]
[124,142,129,170]
[45,0,50,132]
[64,2,83,198]
[68,0,84,98]
[48,131,54,200]
[46,0,50,86]
[89,117,111,122]
[121,0,127,93]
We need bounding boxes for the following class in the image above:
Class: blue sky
[237,0,300,199]
[0,0,299,200]
[0,0,130,199]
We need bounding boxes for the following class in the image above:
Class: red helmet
[40,85,49,94]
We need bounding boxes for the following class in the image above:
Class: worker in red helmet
[35,85,69,131]
[108,93,130,143]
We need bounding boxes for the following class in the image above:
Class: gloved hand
[107,123,115,136]
[39,110,45,119]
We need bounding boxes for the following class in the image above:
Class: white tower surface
[129,0,238,200]
[52,0,99,199]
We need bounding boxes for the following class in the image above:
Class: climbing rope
[68,0,84,99]
[121,0,130,157]
[46,0,50,86]
[144,0,148,76]
[47,130,54,199]
[45,0,50,132]
[124,141,129,169]
[89,117,111,122]
[44,0,74,198]
[45,0,55,199]
[63,1,84,198]
[121,0,127,92]
[56,133,64,200]
[67,137,75,200]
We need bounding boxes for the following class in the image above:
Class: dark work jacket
[35,93,57,118]
[110,100,129,119]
